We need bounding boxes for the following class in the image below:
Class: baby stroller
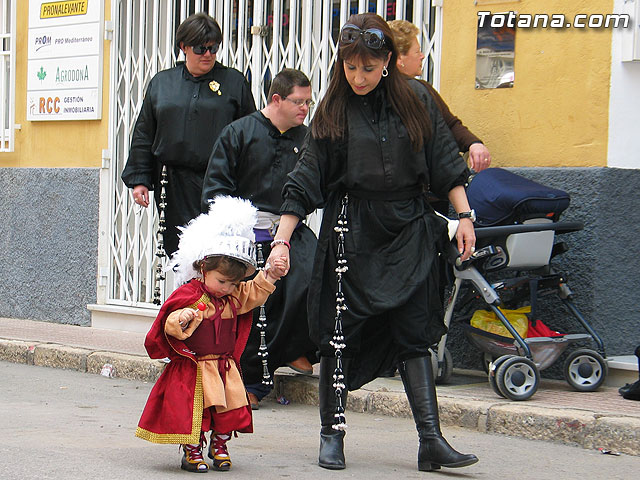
[434,168,607,401]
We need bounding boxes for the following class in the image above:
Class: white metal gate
[0,0,15,152]
[101,0,441,311]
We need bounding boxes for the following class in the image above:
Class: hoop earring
[382,65,389,77]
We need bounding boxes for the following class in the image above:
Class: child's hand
[166,305,204,340]
[178,307,202,331]
[265,256,288,281]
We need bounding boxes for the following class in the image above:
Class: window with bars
[0,0,15,152]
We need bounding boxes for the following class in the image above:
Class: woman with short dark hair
[122,12,256,258]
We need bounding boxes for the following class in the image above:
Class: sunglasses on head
[191,44,220,55]
[339,24,386,50]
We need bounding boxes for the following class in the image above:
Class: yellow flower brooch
[209,80,222,95]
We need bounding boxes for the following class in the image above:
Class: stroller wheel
[563,348,608,392]
[432,347,453,385]
[488,355,516,398]
[482,353,495,374]
[495,356,540,401]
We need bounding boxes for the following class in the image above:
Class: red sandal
[181,436,209,473]
[209,432,232,471]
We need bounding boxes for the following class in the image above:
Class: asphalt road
[0,361,636,480]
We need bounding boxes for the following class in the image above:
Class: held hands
[456,218,476,262]
[468,143,491,172]
[264,256,289,282]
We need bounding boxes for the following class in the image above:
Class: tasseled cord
[256,244,273,387]
[152,165,168,305]
[329,193,349,431]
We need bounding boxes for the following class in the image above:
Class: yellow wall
[439,0,613,167]
[0,1,110,168]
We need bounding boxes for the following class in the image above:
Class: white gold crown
[201,235,257,271]
[168,196,258,285]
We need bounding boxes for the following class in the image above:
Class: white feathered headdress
[168,196,258,285]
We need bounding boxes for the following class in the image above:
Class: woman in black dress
[122,13,255,257]
[268,13,478,472]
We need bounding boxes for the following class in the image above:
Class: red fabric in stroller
[527,319,564,338]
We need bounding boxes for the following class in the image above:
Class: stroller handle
[473,220,583,240]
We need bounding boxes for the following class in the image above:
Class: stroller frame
[433,170,608,401]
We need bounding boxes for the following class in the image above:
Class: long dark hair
[312,13,432,151]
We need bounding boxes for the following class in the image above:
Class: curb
[2,338,638,456]
[0,338,165,383]
[275,374,640,457]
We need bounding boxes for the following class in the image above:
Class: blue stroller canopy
[467,168,570,226]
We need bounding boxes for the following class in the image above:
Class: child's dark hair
[194,255,248,282]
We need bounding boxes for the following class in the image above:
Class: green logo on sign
[37,67,46,81]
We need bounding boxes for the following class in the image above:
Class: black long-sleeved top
[418,79,483,153]
[280,79,468,389]
[201,111,308,213]
[200,110,316,385]
[121,62,256,255]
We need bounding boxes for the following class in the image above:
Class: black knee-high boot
[399,356,478,471]
[318,356,349,470]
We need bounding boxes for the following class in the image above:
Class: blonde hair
[388,19,420,56]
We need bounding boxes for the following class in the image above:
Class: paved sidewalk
[1,316,639,456]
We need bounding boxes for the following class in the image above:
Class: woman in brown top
[389,19,491,172]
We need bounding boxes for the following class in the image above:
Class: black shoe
[318,356,349,470]
[400,356,478,471]
[622,380,640,400]
[319,429,346,470]
[619,383,633,395]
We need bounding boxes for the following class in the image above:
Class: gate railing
[0,0,15,152]
[101,0,441,310]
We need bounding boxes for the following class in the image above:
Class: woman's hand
[132,185,150,207]
[265,257,289,282]
[468,143,491,172]
[265,214,298,280]
[456,218,476,261]
[266,244,290,277]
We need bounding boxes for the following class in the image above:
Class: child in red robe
[135,196,288,472]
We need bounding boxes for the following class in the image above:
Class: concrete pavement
[1,316,638,457]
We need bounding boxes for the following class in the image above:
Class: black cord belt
[346,186,423,201]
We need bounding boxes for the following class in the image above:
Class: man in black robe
[201,69,317,409]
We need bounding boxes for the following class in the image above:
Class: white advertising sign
[29,0,101,26]
[28,22,101,59]
[27,0,104,121]
[27,89,101,121]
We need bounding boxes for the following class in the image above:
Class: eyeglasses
[339,24,386,50]
[191,44,220,55]
[282,96,315,108]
